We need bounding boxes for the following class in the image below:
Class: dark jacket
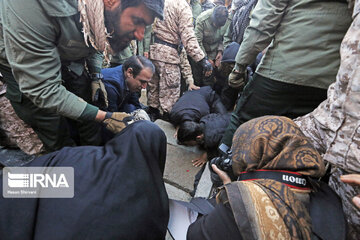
[170,86,227,125]
[0,121,169,240]
[201,113,231,150]
[101,65,141,113]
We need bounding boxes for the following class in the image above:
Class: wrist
[90,73,104,81]
[95,110,107,122]
[234,63,246,72]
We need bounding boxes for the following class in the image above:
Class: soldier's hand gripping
[91,73,109,109]
[102,112,135,133]
[228,63,247,89]
[200,57,213,77]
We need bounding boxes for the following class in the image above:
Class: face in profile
[126,67,153,93]
[104,3,154,53]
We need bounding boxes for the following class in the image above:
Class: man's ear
[126,67,133,78]
[196,134,203,140]
[104,0,121,11]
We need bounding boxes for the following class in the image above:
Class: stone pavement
[155,120,213,240]
[155,120,213,201]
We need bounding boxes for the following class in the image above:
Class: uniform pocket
[164,68,180,88]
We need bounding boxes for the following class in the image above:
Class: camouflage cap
[143,0,164,20]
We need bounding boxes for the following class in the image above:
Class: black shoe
[146,107,160,122]
[161,112,170,122]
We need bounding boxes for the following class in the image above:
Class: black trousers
[0,64,102,152]
[221,74,328,147]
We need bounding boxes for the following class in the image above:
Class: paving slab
[194,162,213,198]
[156,120,205,194]
[165,183,191,201]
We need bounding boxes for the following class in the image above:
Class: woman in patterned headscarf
[187,116,346,240]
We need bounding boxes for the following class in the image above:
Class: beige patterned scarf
[78,0,113,62]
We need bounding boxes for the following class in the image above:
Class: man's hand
[228,63,247,89]
[91,73,108,109]
[200,58,213,77]
[102,112,134,133]
[215,51,222,68]
[192,152,208,167]
[341,174,360,209]
[211,164,231,185]
[188,83,200,91]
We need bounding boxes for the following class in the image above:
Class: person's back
[221,0,352,148]
[170,86,226,125]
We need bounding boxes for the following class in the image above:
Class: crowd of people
[0,0,359,239]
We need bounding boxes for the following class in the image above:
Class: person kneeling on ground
[177,113,231,167]
[0,121,169,240]
[170,86,227,132]
[187,116,346,240]
[101,56,154,113]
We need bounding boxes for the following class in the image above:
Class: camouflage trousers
[0,94,44,155]
[147,61,181,113]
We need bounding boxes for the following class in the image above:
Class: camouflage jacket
[150,0,205,65]
[295,0,360,173]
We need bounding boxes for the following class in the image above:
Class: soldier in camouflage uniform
[294,1,360,238]
[0,82,44,155]
[179,48,199,92]
[148,0,212,115]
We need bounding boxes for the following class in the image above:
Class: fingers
[192,158,206,167]
[353,195,360,209]
[192,159,205,167]
[340,174,360,185]
[204,70,212,77]
[211,164,231,184]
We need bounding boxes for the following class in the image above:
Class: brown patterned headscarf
[231,115,325,177]
[218,116,326,239]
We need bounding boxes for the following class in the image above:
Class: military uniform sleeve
[194,17,207,57]
[86,52,103,74]
[179,48,194,86]
[178,1,205,63]
[143,25,152,53]
[223,25,233,50]
[234,0,288,66]
[2,1,97,120]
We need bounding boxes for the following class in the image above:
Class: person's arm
[143,25,152,58]
[223,0,289,145]
[179,48,199,91]
[3,1,98,121]
[234,0,288,67]
[178,1,205,63]
[194,17,207,58]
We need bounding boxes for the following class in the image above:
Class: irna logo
[7,172,70,188]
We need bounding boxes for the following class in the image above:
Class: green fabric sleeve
[2,0,88,120]
[143,25,152,53]
[234,0,288,66]
[195,17,207,57]
[79,103,99,121]
[86,52,104,74]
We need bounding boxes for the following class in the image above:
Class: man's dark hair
[212,5,228,27]
[121,0,164,20]
[123,55,155,78]
[177,121,203,143]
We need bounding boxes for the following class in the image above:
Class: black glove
[91,73,108,109]
[228,63,247,89]
[199,57,213,76]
